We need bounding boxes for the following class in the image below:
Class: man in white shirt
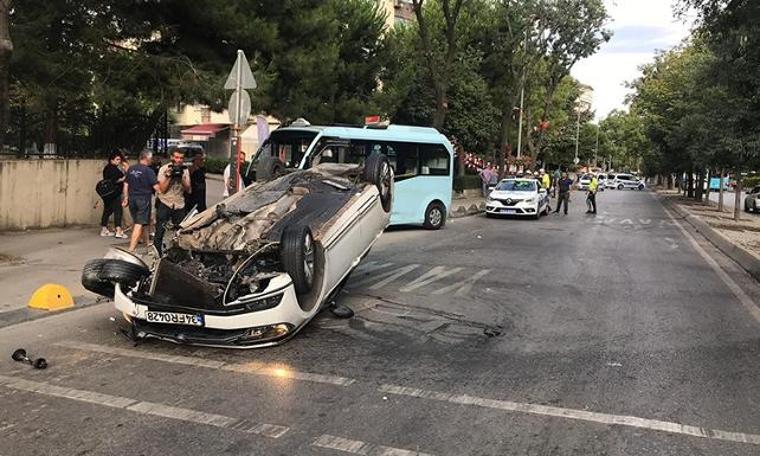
[223,151,246,197]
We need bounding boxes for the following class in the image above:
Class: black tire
[280,225,315,294]
[745,203,751,213]
[423,202,446,230]
[363,152,392,212]
[98,259,149,288]
[81,259,115,298]
[617,184,624,190]
[638,184,644,191]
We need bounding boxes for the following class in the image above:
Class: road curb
[449,201,485,219]
[662,197,760,283]
[0,296,104,330]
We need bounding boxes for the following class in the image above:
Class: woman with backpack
[99,151,128,238]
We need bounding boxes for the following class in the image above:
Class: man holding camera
[154,149,191,255]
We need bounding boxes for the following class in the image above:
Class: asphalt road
[2,189,760,455]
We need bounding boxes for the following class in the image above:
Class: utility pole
[516,26,529,160]
[574,108,581,165]
[594,124,600,168]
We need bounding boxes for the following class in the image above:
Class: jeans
[101,193,123,228]
[554,192,570,214]
[154,201,186,255]
[586,192,597,213]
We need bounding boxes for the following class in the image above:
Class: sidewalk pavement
[0,227,140,322]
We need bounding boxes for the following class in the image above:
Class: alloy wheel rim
[430,208,442,227]
[303,233,314,287]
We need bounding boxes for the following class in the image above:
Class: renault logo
[506,198,512,204]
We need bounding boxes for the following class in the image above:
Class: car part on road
[11,348,48,369]
[423,202,446,230]
[329,303,354,319]
[81,259,116,299]
[280,225,315,294]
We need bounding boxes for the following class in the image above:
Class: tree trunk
[687,170,694,198]
[718,168,724,212]
[695,170,704,201]
[733,170,742,221]
[0,0,12,150]
[667,174,673,190]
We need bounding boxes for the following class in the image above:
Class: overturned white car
[82,153,393,348]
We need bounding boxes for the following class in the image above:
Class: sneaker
[100,227,114,237]
[114,231,128,239]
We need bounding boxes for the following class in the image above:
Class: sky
[571,0,695,120]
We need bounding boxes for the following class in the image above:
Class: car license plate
[145,311,204,327]
[503,209,516,214]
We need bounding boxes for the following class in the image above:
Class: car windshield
[495,180,536,192]
[252,130,319,169]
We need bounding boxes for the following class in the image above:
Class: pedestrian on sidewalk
[586,174,599,214]
[124,150,160,252]
[185,151,207,212]
[479,165,494,197]
[554,172,573,215]
[223,151,246,197]
[99,152,128,238]
[155,149,191,255]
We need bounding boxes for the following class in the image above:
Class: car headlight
[525,197,537,203]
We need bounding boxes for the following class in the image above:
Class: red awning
[180,123,229,138]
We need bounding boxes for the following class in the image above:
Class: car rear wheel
[638,184,644,191]
[423,202,446,230]
[617,184,624,190]
[280,225,315,294]
[364,152,392,212]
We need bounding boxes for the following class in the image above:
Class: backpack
[95,178,117,200]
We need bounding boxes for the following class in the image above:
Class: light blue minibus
[246,120,454,229]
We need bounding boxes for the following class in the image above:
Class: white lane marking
[639,218,652,225]
[662,207,760,326]
[399,266,463,293]
[0,374,289,438]
[620,218,633,225]
[379,384,760,446]
[55,341,356,386]
[431,269,491,297]
[313,434,434,456]
[349,264,419,290]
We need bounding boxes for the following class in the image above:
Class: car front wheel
[618,184,624,190]
[423,202,446,230]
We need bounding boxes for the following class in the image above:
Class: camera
[169,164,186,178]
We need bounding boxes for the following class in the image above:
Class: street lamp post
[574,108,580,164]
[594,124,600,168]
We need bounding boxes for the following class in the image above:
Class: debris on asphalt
[606,362,622,367]
[330,304,355,319]
[11,348,48,370]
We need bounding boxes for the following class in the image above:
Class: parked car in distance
[612,174,645,190]
[82,154,394,348]
[605,173,618,189]
[578,174,594,190]
[486,178,550,219]
[744,186,760,213]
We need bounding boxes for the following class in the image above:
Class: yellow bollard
[27,284,74,311]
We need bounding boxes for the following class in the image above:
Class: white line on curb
[379,384,760,446]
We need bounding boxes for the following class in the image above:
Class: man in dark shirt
[185,152,207,212]
[553,172,574,215]
[124,150,160,252]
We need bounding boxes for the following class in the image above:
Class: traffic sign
[228,89,251,126]
[224,51,257,90]
[573,157,580,165]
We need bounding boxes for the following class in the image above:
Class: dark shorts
[129,194,152,225]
